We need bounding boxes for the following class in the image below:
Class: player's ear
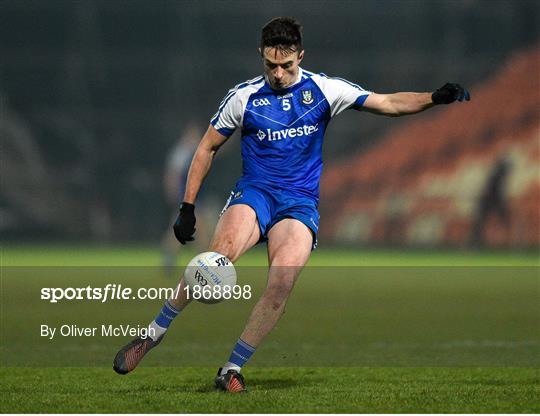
[297,50,304,63]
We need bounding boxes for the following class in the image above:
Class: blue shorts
[221,182,319,249]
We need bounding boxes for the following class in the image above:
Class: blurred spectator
[469,157,512,247]
[161,121,201,274]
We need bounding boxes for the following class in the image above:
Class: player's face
[262,47,304,90]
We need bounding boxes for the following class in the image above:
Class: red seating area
[321,46,540,247]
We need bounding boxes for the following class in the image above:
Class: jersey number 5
[282,99,291,111]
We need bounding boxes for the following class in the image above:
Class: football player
[113,16,470,392]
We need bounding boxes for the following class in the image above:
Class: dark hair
[260,17,303,55]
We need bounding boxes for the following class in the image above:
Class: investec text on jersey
[257,123,319,141]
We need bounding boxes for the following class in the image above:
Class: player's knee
[210,237,238,262]
[266,278,295,308]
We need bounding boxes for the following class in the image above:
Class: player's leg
[240,218,312,345]
[166,203,261,312]
[211,204,262,262]
[113,204,260,375]
[215,218,312,391]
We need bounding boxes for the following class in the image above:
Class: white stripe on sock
[148,320,167,341]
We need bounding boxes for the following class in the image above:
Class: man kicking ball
[113,16,470,392]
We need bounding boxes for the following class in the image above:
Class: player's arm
[173,124,228,244]
[363,92,434,117]
[183,125,228,203]
[362,83,470,117]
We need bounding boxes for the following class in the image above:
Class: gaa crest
[301,89,314,105]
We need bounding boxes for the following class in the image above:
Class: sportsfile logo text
[40,284,252,303]
[40,284,173,303]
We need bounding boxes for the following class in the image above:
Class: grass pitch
[1,367,538,413]
[1,245,539,413]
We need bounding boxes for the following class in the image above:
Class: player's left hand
[432,83,471,104]
[173,202,196,245]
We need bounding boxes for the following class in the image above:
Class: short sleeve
[210,89,243,137]
[210,76,265,137]
[312,74,371,118]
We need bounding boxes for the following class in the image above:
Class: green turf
[1,367,539,413]
[1,245,539,412]
[2,244,539,266]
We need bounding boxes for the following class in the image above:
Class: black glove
[432,83,471,104]
[173,202,196,245]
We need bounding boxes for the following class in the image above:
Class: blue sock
[148,300,180,340]
[222,338,256,374]
[155,300,180,328]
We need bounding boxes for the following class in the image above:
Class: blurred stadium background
[1,3,539,411]
[1,0,539,250]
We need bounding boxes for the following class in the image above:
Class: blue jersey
[210,68,371,202]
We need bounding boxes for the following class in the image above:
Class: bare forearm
[386,92,434,116]
[363,83,468,117]
[182,146,215,204]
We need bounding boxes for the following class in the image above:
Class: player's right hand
[173,202,196,245]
